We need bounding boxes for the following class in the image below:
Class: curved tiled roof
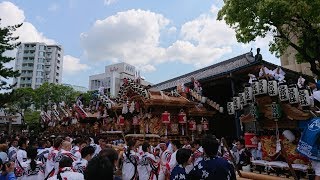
[151,52,256,91]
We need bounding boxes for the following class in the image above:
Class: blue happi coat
[297,117,320,161]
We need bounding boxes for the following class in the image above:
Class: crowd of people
[0,133,257,180]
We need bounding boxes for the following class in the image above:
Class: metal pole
[230,73,242,137]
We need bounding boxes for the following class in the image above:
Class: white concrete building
[89,62,151,97]
[13,42,63,89]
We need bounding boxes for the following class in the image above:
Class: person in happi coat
[182,137,191,149]
[122,139,139,180]
[15,137,28,178]
[272,66,286,82]
[72,146,95,174]
[20,147,45,180]
[159,142,172,180]
[169,140,182,172]
[8,139,18,161]
[45,138,63,178]
[170,148,192,180]
[188,135,236,180]
[137,142,159,180]
[48,156,84,180]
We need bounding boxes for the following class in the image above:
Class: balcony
[24,53,35,57]
[21,66,34,71]
[22,60,34,64]
[20,73,33,77]
[20,80,32,84]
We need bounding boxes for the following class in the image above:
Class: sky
[0,0,281,88]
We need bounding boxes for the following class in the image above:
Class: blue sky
[0,0,280,88]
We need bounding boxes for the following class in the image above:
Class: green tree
[0,19,21,90]
[24,110,41,135]
[218,0,320,75]
[33,83,79,110]
[3,88,34,122]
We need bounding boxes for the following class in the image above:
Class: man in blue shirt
[0,160,16,180]
[188,135,236,180]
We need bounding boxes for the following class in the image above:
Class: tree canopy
[218,0,320,75]
[0,19,21,90]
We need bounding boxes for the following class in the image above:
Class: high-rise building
[89,62,151,97]
[13,42,63,89]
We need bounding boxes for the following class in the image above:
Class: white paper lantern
[268,80,278,96]
[227,102,235,115]
[299,89,311,106]
[239,92,247,106]
[251,81,259,96]
[233,97,241,110]
[278,84,289,101]
[244,86,253,101]
[288,85,299,104]
[219,107,224,113]
[283,130,295,143]
[258,79,268,94]
[201,96,207,103]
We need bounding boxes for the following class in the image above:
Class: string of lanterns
[189,89,224,113]
[227,78,312,115]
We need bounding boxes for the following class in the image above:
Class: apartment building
[13,42,63,89]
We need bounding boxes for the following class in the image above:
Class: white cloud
[139,64,156,72]
[104,0,117,5]
[81,9,169,67]
[81,7,239,70]
[0,1,25,26]
[48,3,59,12]
[81,5,277,72]
[167,26,177,34]
[0,1,55,45]
[63,55,90,75]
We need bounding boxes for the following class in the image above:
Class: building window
[38,58,44,63]
[36,71,43,76]
[39,45,45,51]
[36,78,43,83]
[57,60,60,64]
[37,64,44,70]
[56,73,59,76]
[57,54,61,58]
[56,79,59,83]
[57,66,60,70]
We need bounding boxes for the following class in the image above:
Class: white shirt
[169,150,177,172]
[138,152,158,180]
[8,146,17,160]
[72,158,88,174]
[48,167,84,180]
[122,150,139,180]
[71,146,81,160]
[20,159,45,180]
[16,148,27,163]
[45,148,59,177]
[182,144,191,149]
[91,144,101,157]
[37,148,50,164]
[193,147,203,166]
